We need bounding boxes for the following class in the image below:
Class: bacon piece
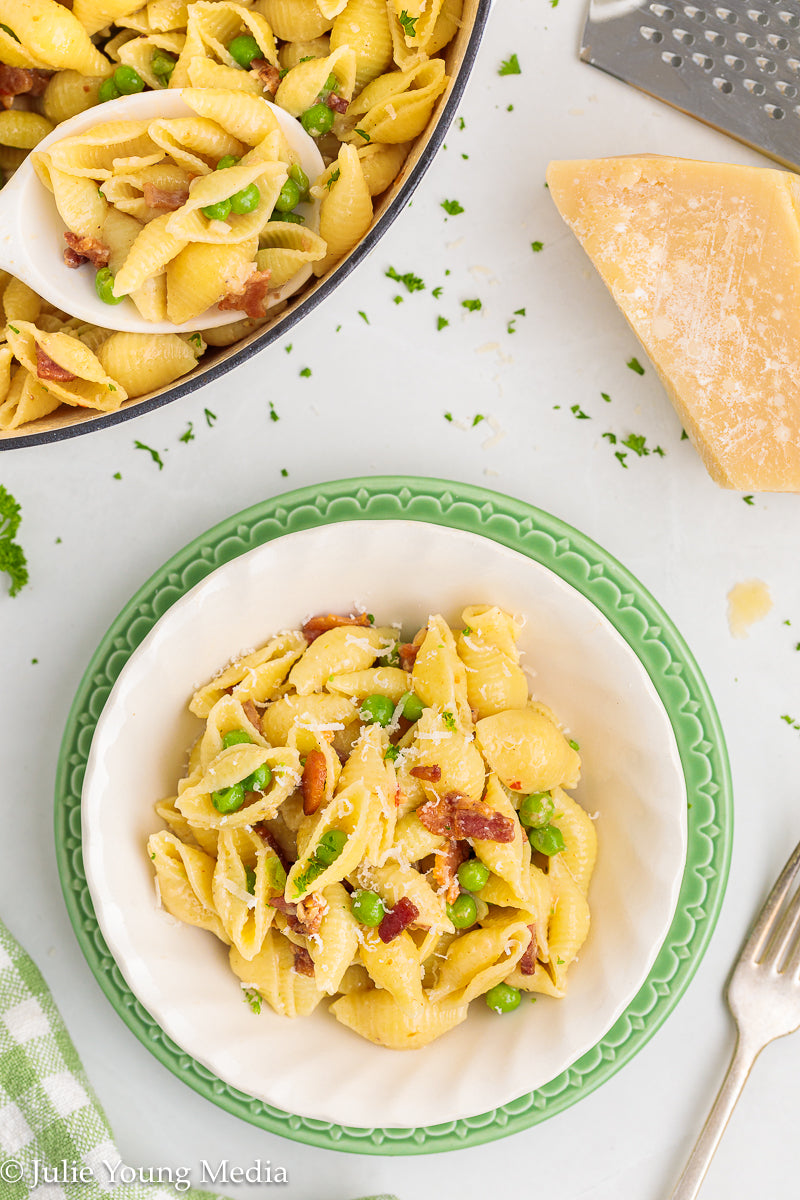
[0,65,50,98]
[35,346,76,383]
[218,270,273,319]
[301,611,372,644]
[417,790,516,844]
[250,57,280,96]
[292,945,315,976]
[302,748,327,816]
[142,180,190,211]
[519,924,538,976]
[241,699,262,735]
[432,839,468,906]
[378,896,419,944]
[63,231,110,269]
[410,764,441,783]
[398,642,418,672]
[296,892,327,935]
[326,93,349,114]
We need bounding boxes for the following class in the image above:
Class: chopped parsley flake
[242,987,262,1014]
[472,413,485,426]
[325,167,341,190]
[681,429,689,440]
[269,401,279,422]
[441,198,464,215]
[281,467,288,477]
[602,432,617,444]
[113,472,122,480]
[299,366,312,377]
[601,391,611,402]
[568,739,580,751]
[615,451,628,469]
[393,295,403,304]
[437,316,449,331]
[134,440,165,469]
[457,117,465,130]
[398,8,418,35]
[621,433,648,456]
[385,266,425,293]
[188,332,203,351]
[743,494,755,505]
[627,356,645,375]
[442,710,457,731]
[7,324,19,334]
[0,485,28,598]
[781,714,800,732]
[571,404,590,420]
[462,298,482,312]
[354,127,370,141]
[514,307,526,316]
[507,104,514,112]
[507,320,517,334]
[204,407,217,427]
[384,744,400,762]
[285,343,292,353]
[531,240,543,252]
[444,412,453,422]
[358,310,369,324]
[462,153,469,159]
[499,54,521,75]
[179,421,194,444]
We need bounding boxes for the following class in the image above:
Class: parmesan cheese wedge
[546,156,800,492]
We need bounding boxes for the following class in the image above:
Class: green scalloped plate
[55,476,732,1154]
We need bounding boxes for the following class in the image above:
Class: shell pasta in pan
[149,606,597,1049]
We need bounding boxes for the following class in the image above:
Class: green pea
[457,858,490,893]
[360,693,395,727]
[519,791,555,829]
[222,728,253,748]
[98,77,120,104]
[273,177,301,214]
[446,893,478,929]
[485,982,521,1014]
[301,102,334,137]
[201,198,232,221]
[212,782,245,813]
[400,692,424,721]
[288,162,310,197]
[315,828,347,867]
[528,823,565,856]
[150,49,176,80]
[216,154,240,170]
[113,64,145,94]
[227,33,262,68]
[245,866,256,894]
[270,211,305,224]
[0,23,19,41]
[230,183,261,214]
[351,889,385,927]
[242,762,272,793]
[94,267,123,305]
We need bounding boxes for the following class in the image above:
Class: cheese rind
[546,156,800,492]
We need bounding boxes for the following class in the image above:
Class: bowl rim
[54,475,733,1154]
[0,2,492,451]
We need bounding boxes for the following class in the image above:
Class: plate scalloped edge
[54,475,732,1156]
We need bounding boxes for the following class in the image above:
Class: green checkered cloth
[0,920,396,1199]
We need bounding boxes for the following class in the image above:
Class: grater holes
[705,28,727,42]
[768,32,790,47]
[778,9,800,26]
[735,30,758,45]
[692,50,715,67]
[640,24,665,41]
[650,3,675,17]
[713,74,734,90]
[764,102,785,116]
[746,8,770,22]
[744,76,767,92]
[673,27,696,42]
[724,53,746,68]
[756,53,778,71]
[682,4,708,17]
[715,6,737,21]
[776,79,798,96]
[788,57,800,71]
[662,49,684,65]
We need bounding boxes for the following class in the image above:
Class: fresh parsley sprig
[0,485,28,597]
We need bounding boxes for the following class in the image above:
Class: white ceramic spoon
[0,89,324,334]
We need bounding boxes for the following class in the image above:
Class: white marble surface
[2,1,800,1197]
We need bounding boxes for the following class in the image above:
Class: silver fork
[670,838,800,1199]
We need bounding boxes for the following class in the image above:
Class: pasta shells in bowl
[56,478,732,1150]
[0,0,490,446]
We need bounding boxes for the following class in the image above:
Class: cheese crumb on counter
[727,579,773,639]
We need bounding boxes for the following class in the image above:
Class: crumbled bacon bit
[35,346,76,383]
[219,270,273,319]
[301,612,372,644]
[250,57,280,96]
[398,642,418,672]
[410,764,441,782]
[519,925,538,976]
[417,790,516,844]
[63,231,110,269]
[326,93,349,114]
[296,892,326,935]
[292,945,315,976]
[142,180,190,211]
[509,781,523,791]
[241,699,262,735]
[378,896,419,943]
[302,748,327,815]
[63,246,87,269]
[0,65,50,98]
[432,839,468,906]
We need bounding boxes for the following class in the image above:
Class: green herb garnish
[627,356,645,375]
[385,266,425,292]
[531,241,543,252]
[299,366,312,377]
[398,9,418,35]
[437,316,449,331]
[134,440,164,469]
[462,298,482,312]
[0,485,29,597]
[441,198,464,215]
[499,54,521,75]
[442,710,456,731]
[179,422,194,444]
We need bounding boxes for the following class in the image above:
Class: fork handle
[668,1033,761,1200]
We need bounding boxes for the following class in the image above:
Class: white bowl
[81,517,687,1130]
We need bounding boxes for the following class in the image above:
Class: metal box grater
[581,0,800,169]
